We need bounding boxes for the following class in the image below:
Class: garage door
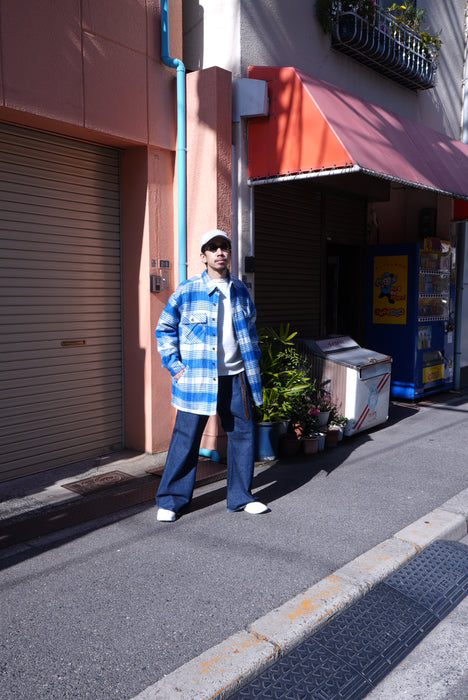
[0,123,122,482]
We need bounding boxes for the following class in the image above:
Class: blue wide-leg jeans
[156,373,256,513]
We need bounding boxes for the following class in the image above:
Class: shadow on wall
[182,0,204,70]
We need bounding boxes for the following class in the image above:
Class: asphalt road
[1,396,467,699]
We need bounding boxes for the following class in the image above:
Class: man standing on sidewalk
[154,229,268,522]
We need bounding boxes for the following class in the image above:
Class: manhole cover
[62,470,135,495]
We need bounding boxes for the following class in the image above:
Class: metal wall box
[299,335,392,435]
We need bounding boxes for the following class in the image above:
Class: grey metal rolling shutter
[254,183,367,339]
[254,181,322,337]
[0,123,122,482]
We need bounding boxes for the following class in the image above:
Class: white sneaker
[244,501,269,515]
[157,507,176,522]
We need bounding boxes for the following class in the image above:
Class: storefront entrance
[326,242,366,344]
[254,180,366,344]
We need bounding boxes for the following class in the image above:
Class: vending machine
[366,238,456,400]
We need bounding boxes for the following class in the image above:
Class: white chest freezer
[299,336,392,435]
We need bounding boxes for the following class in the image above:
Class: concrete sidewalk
[1,390,466,552]
[0,448,231,549]
[1,390,468,699]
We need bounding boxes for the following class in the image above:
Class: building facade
[2,1,468,482]
[0,0,229,482]
[184,0,468,388]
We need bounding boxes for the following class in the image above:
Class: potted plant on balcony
[315,0,377,35]
[386,3,442,61]
[255,325,312,460]
[315,0,441,89]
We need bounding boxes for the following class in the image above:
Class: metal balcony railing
[331,7,437,90]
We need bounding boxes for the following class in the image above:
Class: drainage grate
[232,540,468,699]
[234,639,372,699]
[61,470,135,495]
[384,539,468,619]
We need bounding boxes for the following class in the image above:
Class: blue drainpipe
[161,0,187,283]
[160,3,220,461]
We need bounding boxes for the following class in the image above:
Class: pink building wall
[186,67,232,278]
[0,1,234,458]
[186,67,233,459]
[0,0,180,149]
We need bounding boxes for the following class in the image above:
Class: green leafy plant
[315,0,377,34]
[386,2,424,30]
[386,3,442,60]
[255,324,313,423]
[294,394,321,438]
[418,30,442,61]
[328,411,348,427]
[315,0,442,62]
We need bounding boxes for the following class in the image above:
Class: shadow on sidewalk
[1,397,452,567]
[189,429,373,515]
[0,449,149,503]
[385,401,419,426]
[0,432,369,568]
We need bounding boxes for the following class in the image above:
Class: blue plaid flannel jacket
[155,270,262,415]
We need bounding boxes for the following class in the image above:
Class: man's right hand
[173,368,185,381]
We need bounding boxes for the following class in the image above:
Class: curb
[130,487,468,700]
[0,456,234,550]
[0,475,159,549]
[0,459,271,550]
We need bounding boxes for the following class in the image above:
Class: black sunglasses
[204,241,231,252]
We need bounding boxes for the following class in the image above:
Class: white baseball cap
[200,229,231,251]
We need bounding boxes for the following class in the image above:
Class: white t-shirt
[215,278,244,376]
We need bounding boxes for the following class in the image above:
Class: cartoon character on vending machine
[376,272,396,304]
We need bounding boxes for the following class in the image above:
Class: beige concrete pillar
[186,67,233,460]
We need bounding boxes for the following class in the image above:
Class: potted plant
[325,424,341,448]
[328,410,349,441]
[255,325,313,460]
[306,385,337,427]
[294,397,321,454]
[278,423,303,458]
[294,383,345,452]
[315,0,377,35]
[386,3,442,61]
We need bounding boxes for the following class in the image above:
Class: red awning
[247,66,468,201]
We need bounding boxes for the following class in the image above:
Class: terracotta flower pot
[325,426,340,448]
[279,433,301,458]
[302,435,319,454]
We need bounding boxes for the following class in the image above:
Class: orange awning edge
[247,66,468,201]
[247,66,355,180]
